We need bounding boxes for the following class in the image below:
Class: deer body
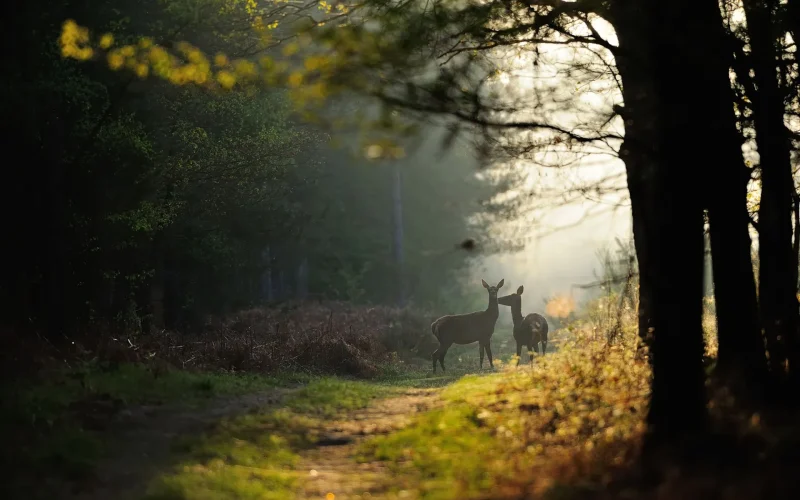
[498,286,549,365]
[431,279,504,373]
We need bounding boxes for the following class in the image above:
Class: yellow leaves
[60,18,356,109]
[233,59,257,80]
[216,70,237,89]
[325,493,335,500]
[99,33,114,49]
[60,19,93,60]
[303,55,329,71]
[545,294,576,318]
[107,52,125,70]
[215,53,229,67]
[135,63,149,79]
[287,72,304,88]
[282,42,300,57]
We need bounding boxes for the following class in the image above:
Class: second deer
[430,278,504,373]
[498,285,549,365]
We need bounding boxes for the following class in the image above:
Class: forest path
[61,387,296,500]
[55,378,448,500]
[297,387,441,500]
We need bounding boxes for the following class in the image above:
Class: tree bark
[611,0,720,444]
[607,1,658,361]
[697,0,767,387]
[742,0,799,381]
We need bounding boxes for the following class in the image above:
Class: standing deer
[430,278,504,373]
[497,285,549,365]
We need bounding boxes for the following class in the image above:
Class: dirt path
[298,388,441,500]
[62,388,294,500]
[56,385,441,500]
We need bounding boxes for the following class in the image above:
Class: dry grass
[358,297,651,499]
[13,301,437,380]
[150,301,434,377]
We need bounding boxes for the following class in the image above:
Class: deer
[430,278,504,373]
[497,285,549,365]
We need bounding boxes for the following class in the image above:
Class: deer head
[497,285,524,308]
[481,278,505,300]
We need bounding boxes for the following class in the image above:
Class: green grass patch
[146,374,412,499]
[146,408,314,500]
[1,362,299,497]
[357,403,505,499]
[284,377,395,417]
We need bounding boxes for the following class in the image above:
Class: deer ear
[517,285,524,295]
[497,279,504,289]
[481,279,489,289]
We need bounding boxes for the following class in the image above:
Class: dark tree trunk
[742,0,799,381]
[644,0,718,441]
[697,0,767,387]
[611,0,714,444]
[793,195,800,293]
[608,1,659,360]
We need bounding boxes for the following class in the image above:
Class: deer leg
[485,342,494,368]
[438,342,451,372]
[479,343,485,369]
[516,342,522,366]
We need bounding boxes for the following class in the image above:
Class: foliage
[145,376,395,500]
[285,377,393,417]
[4,0,497,339]
[359,307,651,499]
[0,361,285,498]
[146,409,308,500]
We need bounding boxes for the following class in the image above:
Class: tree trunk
[697,0,767,386]
[644,0,715,441]
[611,0,714,444]
[742,0,799,381]
[607,0,659,361]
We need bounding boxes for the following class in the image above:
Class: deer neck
[486,296,499,319]
[511,306,523,326]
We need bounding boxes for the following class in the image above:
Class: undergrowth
[358,323,651,499]
[145,377,394,500]
[0,361,293,498]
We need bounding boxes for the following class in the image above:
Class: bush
[133,301,436,377]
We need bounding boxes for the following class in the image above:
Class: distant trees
[1,0,496,339]
[42,0,800,445]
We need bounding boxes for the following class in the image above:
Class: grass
[284,377,394,417]
[359,403,503,498]
[7,296,698,499]
[0,361,306,498]
[146,409,310,500]
[357,323,651,499]
[145,376,405,499]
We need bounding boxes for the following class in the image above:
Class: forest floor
[3,355,481,500]
[63,376,450,500]
[7,339,800,500]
